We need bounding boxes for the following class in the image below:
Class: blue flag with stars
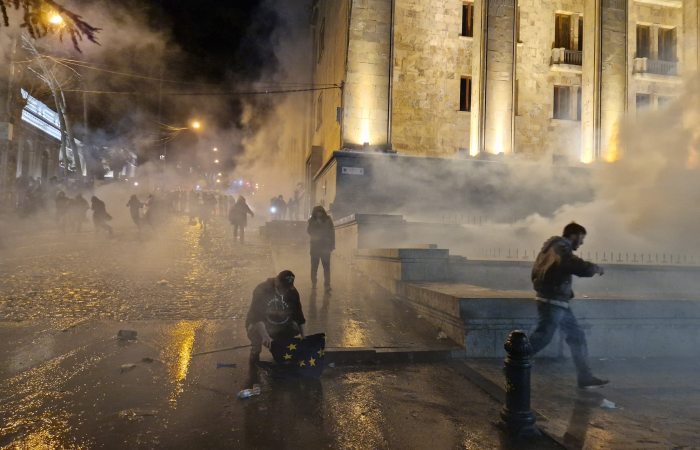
[262,333,326,379]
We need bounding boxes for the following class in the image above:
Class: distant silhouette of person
[55,191,69,232]
[70,194,90,233]
[307,206,335,291]
[91,196,113,236]
[126,194,144,229]
[229,196,254,244]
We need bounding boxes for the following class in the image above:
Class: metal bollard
[500,330,540,436]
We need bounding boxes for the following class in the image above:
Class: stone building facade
[308,0,697,165]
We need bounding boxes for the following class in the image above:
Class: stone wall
[391,0,472,156]
[514,0,584,160]
[343,0,392,149]
[312,0,350,164]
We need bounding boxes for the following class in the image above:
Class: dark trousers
[247,322,300,354]
[233,224,245,243]
[529,302,592,381]
[311,252,331,287]
[94,219,113,234]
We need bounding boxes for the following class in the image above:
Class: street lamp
[214,159,219,163]
[192,121,201,129]
[213,148,218,152]
[50,15,63,24]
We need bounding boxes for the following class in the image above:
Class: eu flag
[261,333,326,379]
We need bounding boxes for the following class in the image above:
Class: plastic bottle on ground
[237,385,262,399]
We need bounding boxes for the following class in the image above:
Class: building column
[650,23,659,60]
[572,14,581,51]
[474,0,517,156]
[570,85,580,120]
[581,0,602,163]
[683,0,699,72]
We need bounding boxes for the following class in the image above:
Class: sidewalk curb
[449,360,570,450]
[325,347,467,366]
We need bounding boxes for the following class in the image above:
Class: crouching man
[246,270,306,362]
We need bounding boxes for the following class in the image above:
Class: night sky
[67,0,289,162]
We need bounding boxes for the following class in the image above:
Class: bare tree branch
[0,0,100,52]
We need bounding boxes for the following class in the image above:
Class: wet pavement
[464,358,700,450]
[0,214,555,449]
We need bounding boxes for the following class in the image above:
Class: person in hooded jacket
[246,270,306,362]
[229,195,254,244]
[531,222,607,389]
[307,206,335,291]
[91,196,113,236]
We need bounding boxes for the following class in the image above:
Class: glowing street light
[192,121,201,129]
[213,148,218,152]
[216,179,221,183]
[50,15,63,24]
[214,159,219,163]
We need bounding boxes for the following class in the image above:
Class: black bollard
[499,330,540,437]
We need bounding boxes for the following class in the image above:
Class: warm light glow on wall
[360,119,370,145]
[603,121,621,162]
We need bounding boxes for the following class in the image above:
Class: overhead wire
[52,85,340,96]
[52,57,337,88]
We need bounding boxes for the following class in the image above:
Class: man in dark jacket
[91,196,113,236]
[308,206,335,291]
[246,270,306,362]
[531,222,607,389]
[229,196,254,244]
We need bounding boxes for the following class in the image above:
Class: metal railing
[472,248,700,266]
[646,59,678,76]
[563,50,582,66]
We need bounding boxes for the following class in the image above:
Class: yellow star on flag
[287,344,297,351]
[284,353,292,360]
[309,357,316,366]
[294,334,306,340]
[299,360,306,367]
[317,349,325,357]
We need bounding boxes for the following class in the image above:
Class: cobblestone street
[1,215,272,323]
[0,214,563,450]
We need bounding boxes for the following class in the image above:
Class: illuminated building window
[316,92,323,131]
[553,85,570,119]
[636,25,650,58]
[658,27,677,62]
[554,14,571,50]
[636,93,651,110]
[459,77,472,112]
[462,3,474,37]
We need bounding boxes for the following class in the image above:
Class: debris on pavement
[117,330,138,341]
[120,364,137,373]
[237,385,262,398]
[118,409,158,421]
[216,363,237,369]
[156,280,168,286]
[600,399,622,409]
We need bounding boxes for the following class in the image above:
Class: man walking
[246,270,306,362]
[531,222,608,389]
[229,195,254,244]
[308,206,335,291]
